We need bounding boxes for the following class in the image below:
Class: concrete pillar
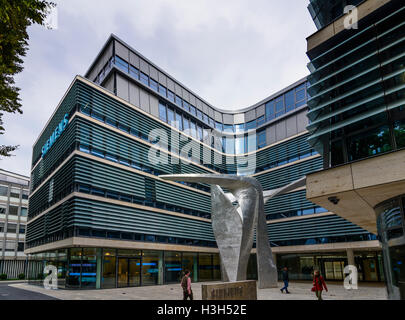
[158,251,164,285]
[272,253,277,268]
[96,248,102,289]
[193,255,198,283]
[346,248,355,266]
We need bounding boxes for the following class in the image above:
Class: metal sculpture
[160,174,306,289]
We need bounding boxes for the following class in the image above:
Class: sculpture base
[201,280,257,300]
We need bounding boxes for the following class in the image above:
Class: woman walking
[312,270,328,300]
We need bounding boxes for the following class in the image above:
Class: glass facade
[376,195,405,299]
[307,5,405,169]
[278,251,383,282]
[27,248,221,289]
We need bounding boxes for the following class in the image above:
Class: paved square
[10,281,387,300]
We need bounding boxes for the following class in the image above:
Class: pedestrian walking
[180,270,193,300]
[280,267,290,294]
[311,269,328,300]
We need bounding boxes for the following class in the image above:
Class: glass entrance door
[321,259,345,280]
[118,258,141,287]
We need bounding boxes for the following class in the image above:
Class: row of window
[0,205,28,216]
[265,206,328,220]
[77,182,211,219]
[76,227,217,248]
[81,105,316,173]
[0,185,29,199]
[78,144,211,193]
[270,233,377,247]
[111,55,308,133]
[0,222,25,234]
[0,241,24,252]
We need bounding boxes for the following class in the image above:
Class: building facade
[305,0,404,299]
[0,169,29,278]
[26,34,383,289]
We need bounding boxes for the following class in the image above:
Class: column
[346,248,355,266]
[96,248,102,289]
[158,251,164,285]
[193,255,198,283]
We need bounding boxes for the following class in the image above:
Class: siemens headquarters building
[26,1,394,289]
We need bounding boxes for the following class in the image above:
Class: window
[275,97,284,117]
[183,117,190,132]
[246,120,256,130]
[285,90,295,112]
[257,130,266,149]
[197,110,203,120]
[10,188,20,199]
[394,119,405,148]
[257,115,265,127]
[0,185,8,197]
[9,206,18,216]
[197,126,203,141]
[234,124,243,133]
[19,225,26,234]
[203,114,209,124]
[20,207,28,217]
[175,95,182,107]
[175,112,183,130]
[7,223,17,233]
[191,121,197,138]
[167,90,175,102]
[159,84,167,97]
[189,105,196,115]
[115,56,129,73]
[22,191,29,200]
[215,122,223,131]
[167,108,175,125]
[17,242,24,251]
[0,206,5,215]
[0,222,4,232]
[209,118,215,127]
[235,136,245,154]
[159,102,167,122]
[347,125,392,161]
[140,72,149,86]
[150,78,158,92]
[129,65,139,79]
[265,101,275,121]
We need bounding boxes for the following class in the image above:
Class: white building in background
[0,169,29,278]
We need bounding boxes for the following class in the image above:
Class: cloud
[0,0,316,176]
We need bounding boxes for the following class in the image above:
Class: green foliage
[0,0,55,156]
[18,273,26,280]
[0,273,7,280]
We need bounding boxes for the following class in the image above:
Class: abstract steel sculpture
[160,174,306,289]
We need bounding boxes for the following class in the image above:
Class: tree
[0,0,55,157]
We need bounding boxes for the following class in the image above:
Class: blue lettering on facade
[41,113,69,157]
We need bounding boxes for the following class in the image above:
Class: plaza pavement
[9,281,387,300]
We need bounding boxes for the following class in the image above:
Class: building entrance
[118,258,141,288]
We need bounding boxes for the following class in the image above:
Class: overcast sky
[0,0,316,177]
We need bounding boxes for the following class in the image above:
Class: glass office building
[305,0,405,299]
[26,34,383,289]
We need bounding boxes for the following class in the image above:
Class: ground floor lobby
[26,245,384,289]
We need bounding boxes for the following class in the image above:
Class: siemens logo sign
[41,113,69,158]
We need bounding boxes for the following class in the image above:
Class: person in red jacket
[312,270,328,300]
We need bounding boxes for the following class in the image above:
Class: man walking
[280,267,290,294]
[180,270,193,300]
